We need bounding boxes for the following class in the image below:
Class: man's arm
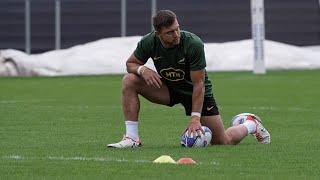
[126,53,162,88]
[187,69,205,135]
[191,70,205,114]
[126,53,145,74]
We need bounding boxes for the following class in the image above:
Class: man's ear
[155,31,160,37]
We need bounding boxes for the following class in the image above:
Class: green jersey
[134,31,213,97]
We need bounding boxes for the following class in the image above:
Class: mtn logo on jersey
[160,68,185,81]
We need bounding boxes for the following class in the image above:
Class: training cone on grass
[177,157,197,165]
[153,155,176,164]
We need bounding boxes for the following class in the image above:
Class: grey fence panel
[0,1,25,50]
[126,0,152,36]
[265,0,320,45]
[60,0,120,49]
[0,0,319,53]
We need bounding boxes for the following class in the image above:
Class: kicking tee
[134,30,213,97]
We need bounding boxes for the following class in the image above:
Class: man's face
[157,18,181,48]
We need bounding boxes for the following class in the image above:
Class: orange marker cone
[177,157,196,165]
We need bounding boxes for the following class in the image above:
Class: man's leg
[201,115,271,145]
[231,113,271,144]
[121,73,170,121]
[201,115,248,145]
[107,73,170,148]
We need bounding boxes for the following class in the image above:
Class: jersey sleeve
[187,41,206,71]
[133,34,154,63]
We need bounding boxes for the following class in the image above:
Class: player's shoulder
[139,31,156,45]
[181,30,204,52]
[181,30,204,48]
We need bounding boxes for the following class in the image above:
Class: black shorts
[167,88,219,116]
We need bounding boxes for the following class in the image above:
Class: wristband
[140,66,147,75]
[191,112,201,118]
[137,66,145,75]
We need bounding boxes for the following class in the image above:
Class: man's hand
[186,116,204,137]
[140,67,162,88]
[126,54,162,88]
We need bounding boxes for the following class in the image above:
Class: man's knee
[122,73,142,89]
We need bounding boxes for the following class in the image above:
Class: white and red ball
[180,126,212,147]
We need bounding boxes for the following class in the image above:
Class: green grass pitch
[0,70,319,179]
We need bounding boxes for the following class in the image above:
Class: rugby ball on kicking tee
[180,126,212,147]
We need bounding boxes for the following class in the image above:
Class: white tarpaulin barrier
[0,36,319,76]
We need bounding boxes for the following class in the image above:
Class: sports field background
[0,70,319,179]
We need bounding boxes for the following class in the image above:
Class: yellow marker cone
[153,155,176,164]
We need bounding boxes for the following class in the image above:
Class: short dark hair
[152,10,177,32]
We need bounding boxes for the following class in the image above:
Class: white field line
[0,99,57,104]
[2,155,219,165]
[221,105,311,112]
[3,155,150,164]
[247,106,314,112]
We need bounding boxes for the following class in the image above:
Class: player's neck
[159,38,175,49]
